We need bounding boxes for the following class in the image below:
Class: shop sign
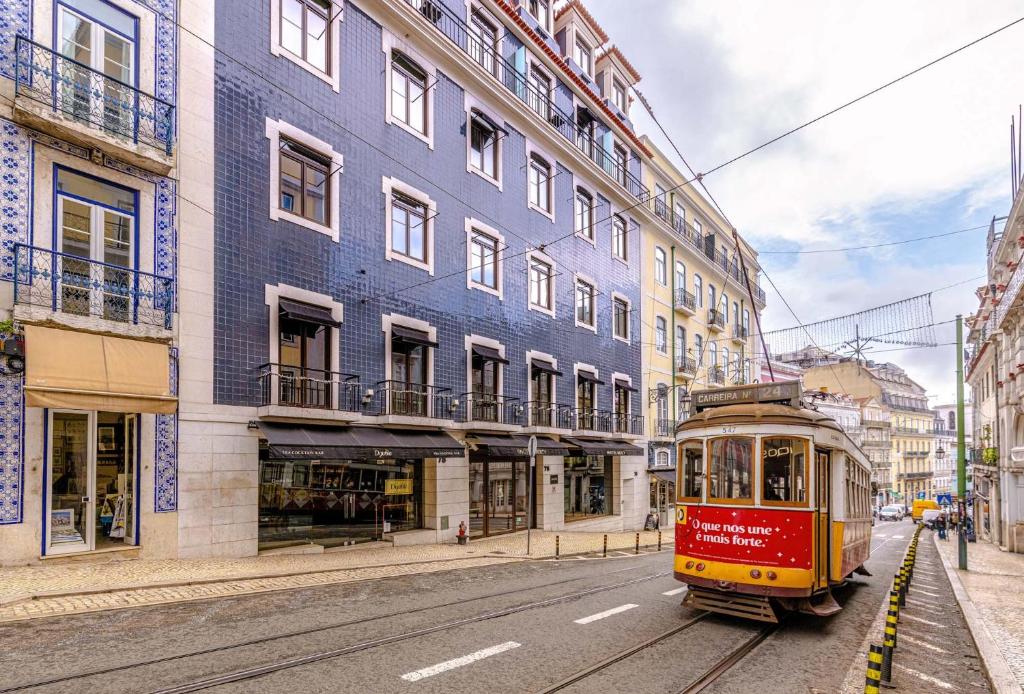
[385,478,414,495]
[674,505,812,569]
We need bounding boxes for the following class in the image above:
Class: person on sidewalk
[937,514,948,541]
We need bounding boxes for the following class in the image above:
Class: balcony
[731,324,748,344]
[573,408,613,433]
[862,436,892,448]
[708,367,725,386]
[674,289,696,315]
[899,471,933,481]
[707,309,725,332]
[903,450,929,458]
[653,418,676,439]
[675,355,697,377]
[257,363,361,421]
[525,401,574,430]
[654,198,671,223]
[13,36,174,174]
[457,392,524,429]
[613,413,644,436]
[14,243,174,334]
[403,0,648,201]
[376,381,454,420]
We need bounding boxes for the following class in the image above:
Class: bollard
[658,530,662,552]
[881,628,896,688]
[884,608,899,649]
[555,535,560,560]
[865,644,884,694]
[635,532,640,554]
[889,590,900,622]
[897,573,906,607]
[603,534,608,558]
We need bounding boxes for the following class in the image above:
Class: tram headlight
[695,562,705,572]
[766,571,778,581]
[685,561,695,570]
[749,569,761,579]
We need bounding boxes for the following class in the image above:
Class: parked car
[879,505,903,521]
[921,509,947,529]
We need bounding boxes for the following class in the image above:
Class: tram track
[2,564,670,693]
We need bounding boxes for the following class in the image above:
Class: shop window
[564,456,612,521]
[678,439,703,501]
[708,437,754,503]
[762,437,808,505]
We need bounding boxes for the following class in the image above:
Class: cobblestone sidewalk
[0,529,668,622]
[935,532,1024,692]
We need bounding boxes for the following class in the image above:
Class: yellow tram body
[672,382,872,621]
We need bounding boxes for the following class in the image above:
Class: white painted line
[901,613,945,627]
[899,633,950,654]
[400,642,521,682]
[909,588,942,598]
[874,534,889,538]
[662,587,688,596]
[574,603,639,624]
[892,534,905,539]
[895,664,955,690]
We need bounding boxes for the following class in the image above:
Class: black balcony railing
[675,355,697,375]
[15,36,174,155]
[14,243,174,328]
[613,413,644,435]
[574,408,614,432]
[899,471,932,480]
[708,367,725,385]
[525,401,574,429]
[707,309,725,330]
[403,0,648,201]
[257,363,360,412]
[674,289,696,313]
[376,380,454,419]
[457,392,523,425]
[654,418,675,438]
[732,324,748,341]
[654,198,670,222]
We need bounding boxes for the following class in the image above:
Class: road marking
[900,634,950,653]
[895,664,955,690]
[400,642,521,682]
[892,534,905,539]
[574,603,639,624]
[901,613,945,627]
[662,587,688,596]
[874,534,889,538]
[910,588,942,598]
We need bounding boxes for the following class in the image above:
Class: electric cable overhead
[757,224,989,254]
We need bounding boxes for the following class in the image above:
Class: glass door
[123,414,137,545]
[48,411,95,554]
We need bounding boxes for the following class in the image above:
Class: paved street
[0,519,990,694]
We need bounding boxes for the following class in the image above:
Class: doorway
[468,460,528,537]
[47,411,138,555]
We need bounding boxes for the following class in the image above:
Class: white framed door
[46,410,97,555]
[123,413,138,545]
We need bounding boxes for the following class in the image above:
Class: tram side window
[678,440,704,501]
[709,437,753,502]
[762,437,807,505]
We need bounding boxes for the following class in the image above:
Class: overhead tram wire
[757,223,990,254]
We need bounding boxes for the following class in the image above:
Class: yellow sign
[385,478,414,495]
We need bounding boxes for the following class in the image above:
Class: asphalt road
[0,521,922,694]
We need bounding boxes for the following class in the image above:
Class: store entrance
[47,411,138,555]
[468,460,528,537]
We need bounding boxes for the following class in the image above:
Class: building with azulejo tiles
[0,0,768,564]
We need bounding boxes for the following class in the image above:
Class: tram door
[815,449,830,588]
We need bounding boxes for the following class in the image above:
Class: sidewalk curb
[933,534,1021,694]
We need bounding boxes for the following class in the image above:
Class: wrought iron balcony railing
[376,380,454,419]
[525,401,574,429]
[707,309,726,330]
[613,413,644,436]
[675,355,697,376]
[257,363,361,412]
[653,418,676,438]
[708,367,725,386]
[457,392,523,425]
[14,243,174,328]
[674,289,696,313]
[573,407,613,433]
[15,36,174,155]
[732,324,749,341]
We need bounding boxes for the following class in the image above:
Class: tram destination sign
[692,381,801,413]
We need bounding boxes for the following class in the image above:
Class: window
[574,37,592,75]
[675,261,686,292]
[693,218,702,238]
[575,279,595,328]
[564,456,612,521]
[709,437,754,502]
[279,0,330,73]
[694,274,703,307]
[722,346,730,372]
[391,192,427,263]
[612,215,628,261]
[762,437,808,505]
[528,65,551,119]
[471,346,502,421]
[675,326,686,357]
[575,187,594,240]
[391,51,428,135]
[656,450,669,468]
[733,301,739,328]
[529,256,553,312]
[678,440,704,500]
[389,324,432,416]
[278,302,331,408]
[528,154,552,214]
[743,309,750,333]
[694,334,703,366]
[468,10,498,75]
[279,138,330,225]
[709,341,717,370]
[948,411,956,431]
[528,0,550,33]
[721,294,729,323]
[656,384,668,422]
[613,297,629,341]
[708,284,716,314]
[614,380,631,425]
[673,201,685,228]
[613,144,628,186]
[469,113,499,180]
[470,230,498,290]
[654,246,667,285]
[612,78,627,113]
[655,316,667,353]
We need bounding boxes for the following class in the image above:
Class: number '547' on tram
[673,381,872,622]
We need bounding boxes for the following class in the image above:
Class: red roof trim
[554,0,610,45]
[493,0,652,158]
[597,44,642,83]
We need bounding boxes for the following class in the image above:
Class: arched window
[656,450,669,467]
[655,316,667,353]
[694,274,703,307]
[654,247,667,285]
[675,261,686,291]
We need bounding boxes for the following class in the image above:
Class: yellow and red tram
[673,381,872,622]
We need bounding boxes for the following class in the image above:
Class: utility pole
[956,315,968,570]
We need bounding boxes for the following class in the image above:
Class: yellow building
[639,136,766,512]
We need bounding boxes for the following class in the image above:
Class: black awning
[530,358,563,377]
[259,422,464,460]
[563,437,645,457]
[278,298,340,328]
[470,108,507,135]
[472,344,510,365]
[467,435,571,458]
[614,379,638,393]
[577,370,604,385]
[392,325,438,348]
[651,470,677,484]
[576,105,596,125]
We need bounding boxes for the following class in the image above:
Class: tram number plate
[721,426,737,434]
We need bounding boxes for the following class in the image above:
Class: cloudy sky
[584,0,1024,404]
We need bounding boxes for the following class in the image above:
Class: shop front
[561,438,645,524]
[256,423,463,549]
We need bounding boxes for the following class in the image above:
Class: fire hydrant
[457,520,468,545]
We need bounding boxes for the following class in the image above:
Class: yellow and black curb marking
[865,525,922,691]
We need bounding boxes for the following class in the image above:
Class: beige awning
[25,325,177,414]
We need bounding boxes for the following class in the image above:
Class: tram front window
[762,437,808,505]
[678,440,704,501]
[709,437,753,502]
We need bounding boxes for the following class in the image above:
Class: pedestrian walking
[937,514,947,541]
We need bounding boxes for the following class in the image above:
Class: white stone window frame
[266,117,342,242]
[573,271,598,334]
[465,334,506,413]
[653,244,668,286]
[574,362,599,408]
[382,313,436,387]
[464,92,504,190]
[611,291,630,345]
[525,139,556,223]
[264,283,344,405]
[610,207,629,265]
[527,248,557,319]
[270,0,343,92]
[383,30,436,149]
[571,173,597,246]
[525,349,559,406]
[612,371,633,416]
[654,314,668,354]
[465,217,504,299]
[383,176,436,275]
